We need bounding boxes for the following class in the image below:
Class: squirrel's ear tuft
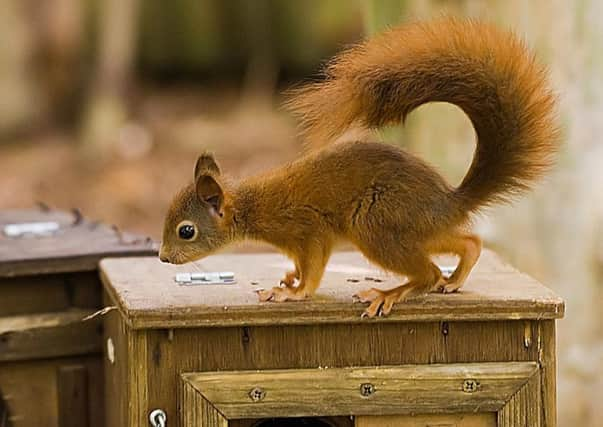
[194,153,221,180]
[195,174,224,215]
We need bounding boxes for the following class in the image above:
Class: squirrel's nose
[158,245,170,263]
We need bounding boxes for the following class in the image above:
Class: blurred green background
[1,1,602,425]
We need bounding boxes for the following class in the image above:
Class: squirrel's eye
[178,224,196,240]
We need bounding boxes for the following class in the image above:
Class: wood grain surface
[0,209,157,277]
[181,362,538,418]
[101,249,564,328]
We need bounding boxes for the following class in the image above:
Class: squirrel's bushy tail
[285,18,559,213]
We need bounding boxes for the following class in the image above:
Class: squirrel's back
[286,18,559,214]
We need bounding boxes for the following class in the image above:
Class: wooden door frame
[180,362,541,426]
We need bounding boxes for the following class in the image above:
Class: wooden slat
[497,370,541,426]
[57,365,89,427]
[181,362,538,419]
[539,320,557,427]
[0,356,104,427]
[141,320,541,425]
[0,209,156,277]
[355,413,496,427]
[101,249,564,328]
[0,393,9,427]
[0,272,101,317]
[0,310,102,362]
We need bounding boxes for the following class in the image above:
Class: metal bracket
[3,221,60,238]
[175,272,236,286]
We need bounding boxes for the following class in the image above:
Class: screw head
[462,379,480,393]
[360,383,375,397]
[249,387,266,402]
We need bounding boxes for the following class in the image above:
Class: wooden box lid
[100,249,564,329]
[0,209,157,277]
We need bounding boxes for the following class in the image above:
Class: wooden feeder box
[100,249,564,427]
[0,209,156,427]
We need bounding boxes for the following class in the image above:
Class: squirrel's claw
[257,286,307,303]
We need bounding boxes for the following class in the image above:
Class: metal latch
[175,272,236,285]
[3,221,60,238]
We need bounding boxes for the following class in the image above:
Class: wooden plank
[0,310,102,362]
[0,209,156,277]
[0,393,9,427]
[100,250,564,328]
[127,330,148,427]
[181,362,538,418]
[140,320,541,426]
[57,365,89,427]
[497,370,541,426]
[539,320,557,427]
[102,297,129,427]
[230,417,353,427]
[0,272,101,317]
[0,356,104,427]
[355,413,496,427]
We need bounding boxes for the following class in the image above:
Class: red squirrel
[159,18,558,318]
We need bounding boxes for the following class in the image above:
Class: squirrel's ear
[194,153,220,180]
[195,174,224,216]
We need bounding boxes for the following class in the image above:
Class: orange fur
[160,18,559,318]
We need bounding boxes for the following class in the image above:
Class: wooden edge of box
[100,264,564,330]
[0,250,157,278]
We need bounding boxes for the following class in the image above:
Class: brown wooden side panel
[138,320,540,427]
[0,272,102,317]
[0,310,102,362]
[57,365,89,427]
[356,414,496,427]
[103,300,129,427]
[497,371,541,426]
[0,357,104,427]
[181,381,228,427]
[539,320,557,427]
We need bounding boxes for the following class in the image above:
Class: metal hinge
[3,221,60,238]
[175,272,236,285]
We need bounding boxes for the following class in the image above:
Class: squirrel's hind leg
[426,233,482,293]
[352,248,444,318]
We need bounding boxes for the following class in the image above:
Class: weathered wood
[355,413,496,427]
[57,365,89,427]
[182,362,538,418]
[497,370,541,426]
[0,393,9,427]
[0,357,104,427]
[0,309,102,362]
[110,319,542,426]
[0,272,102,317]
[539,320,557,427]
[181,383,228,427]
[230,417,353,427]
[100,250,564,329]
[0,209,156,277]
[102,297,129,427]
[102,248,563,426]
[127,330,148,427]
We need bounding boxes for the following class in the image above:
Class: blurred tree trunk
[80,0,140,158]
[0,1,40,138]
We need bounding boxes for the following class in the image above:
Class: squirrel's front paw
[257,286,306,302]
